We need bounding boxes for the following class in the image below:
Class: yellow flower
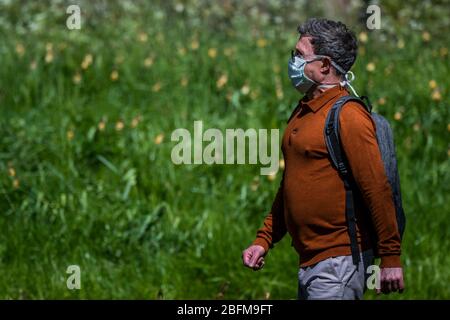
[276,86,284,100]
[394,112,402,121]
[190,39,199,50]
[8,167,16,177]
[45,51,54,63]
[131,116,141,128]
[358,32,368,43]
[279,159,285,170]
[264,292,271,300]
[208,48,217,59]
[413,123,421,132]
[440,47,448,57]
[180,76,188,87]
[397,39,405,49]
[366,62,376,72]
[30,60,37,70]
[267,172,277,181]
[154,133,164,145]
[152,82,162,92]
[13,179,20,189]
[378,97,386,105]
[110,70,119,81]
[241,84,250,95]
[178,47,186,56]
[67,130,74,140]
[257,38,267,48]
[46,43,53,51]
[250,177,260,191]
[422,31,431,42]
[275,77,283,100]
[138,32,148,43]
[115,121,124,131]
[447,123,450,132]
[428,80,437,89]
[73,72,82,84]
[98,121,106,131]
[144,56,154,67]
[81,54,93,70]
[15,43,25,57]
[216,74,228,89]
[431,89,441,101]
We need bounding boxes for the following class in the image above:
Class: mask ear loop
[340,71,359,97]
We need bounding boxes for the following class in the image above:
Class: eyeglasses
[291,50,330,64]
[291,49,302,61]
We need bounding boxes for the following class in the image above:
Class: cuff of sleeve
[380,255,402,268]
[252,238,270,253]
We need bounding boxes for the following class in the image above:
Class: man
[242,18,404,300]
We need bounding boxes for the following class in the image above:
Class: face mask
[287,55,318,93]
[287,53,359,95]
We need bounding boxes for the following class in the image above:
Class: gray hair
[298,18,358,76]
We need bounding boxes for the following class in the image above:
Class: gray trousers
[298,250,374,300]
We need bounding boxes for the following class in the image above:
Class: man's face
[294,36,326,83]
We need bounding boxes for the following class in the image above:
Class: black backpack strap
[324,95,369,266]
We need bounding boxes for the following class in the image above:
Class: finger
[391,279,399,292]
[255,257,265,269]
[385,280,392,294]
[253,258,265,271]
[381,279,390,294]
[243,250,253,267]
[249,250,260,267]
[386,280,392,293]
[242,251,249,265]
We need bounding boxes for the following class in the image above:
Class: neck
[306,84,334,100]
[306,76,343,99]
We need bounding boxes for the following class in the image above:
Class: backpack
[323,95,406,265]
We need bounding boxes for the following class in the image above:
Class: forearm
[340,103,402,267]
[252,180,287,251]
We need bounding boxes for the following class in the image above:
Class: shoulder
[338,100,376,133]
[339,101,371,121]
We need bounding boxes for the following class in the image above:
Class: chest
[282,106,329,159]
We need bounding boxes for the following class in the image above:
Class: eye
[291,50,303,59]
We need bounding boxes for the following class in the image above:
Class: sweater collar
[300,85,348,113]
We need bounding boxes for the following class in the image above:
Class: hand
[242,245,266,271]
[377,267,405,294]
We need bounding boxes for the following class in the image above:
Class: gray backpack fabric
[324,95,406,265]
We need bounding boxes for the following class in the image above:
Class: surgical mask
[288,53,359,96]
[287,55,320,93]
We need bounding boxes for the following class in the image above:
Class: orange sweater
[253,86,402,268]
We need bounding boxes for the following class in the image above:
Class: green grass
[0,1,449,299]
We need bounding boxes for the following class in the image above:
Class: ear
[320,57,332,74]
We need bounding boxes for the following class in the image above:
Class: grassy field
[0,1,448,299]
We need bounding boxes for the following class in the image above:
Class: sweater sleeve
[339,102,402,268]
[252,175,287,252]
